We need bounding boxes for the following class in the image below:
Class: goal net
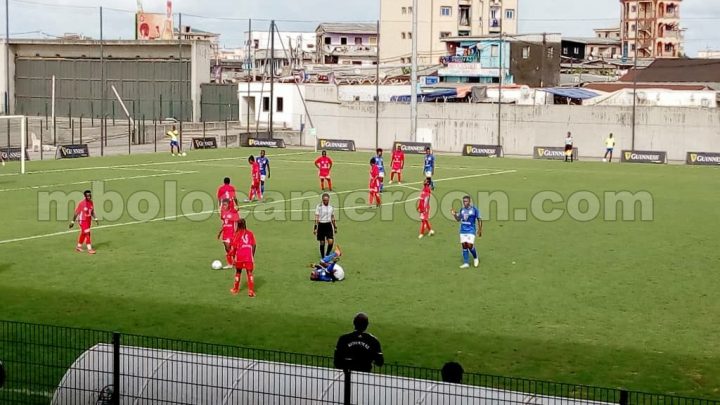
[0,115,28,174]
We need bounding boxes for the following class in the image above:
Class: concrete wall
[305,100,720,161]
[238,82,307,130]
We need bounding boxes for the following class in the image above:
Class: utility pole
[540,32,546,87]
[410,0,418,141]
[5,0,10,114]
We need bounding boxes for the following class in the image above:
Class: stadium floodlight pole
[100,6,104,156]
[5,0,9,115]
[269,20,275,139]
[497,18,503,147]
[51,75,55,145]
[246,18,251,137]
[410,0,418,141]
[375,19,380,150]
[631,2,639,150]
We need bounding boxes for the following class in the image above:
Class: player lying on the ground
[309,246,345,282]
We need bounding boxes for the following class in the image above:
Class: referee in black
[314,193,337,258]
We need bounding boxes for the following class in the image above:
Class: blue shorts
[170,140,179,147]
[606,148,614,153]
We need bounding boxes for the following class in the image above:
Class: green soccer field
[1,148,719,398]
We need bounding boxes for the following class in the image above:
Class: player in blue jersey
[256,150,271,194]
[451,195,483,269]
[309,246,345,281]
[374,148,385,193]
[423,147,435,190]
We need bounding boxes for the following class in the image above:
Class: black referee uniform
[315,201,335,257]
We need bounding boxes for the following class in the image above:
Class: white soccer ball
[181,152,187,157]
[211,260,223,270]
[333,264,345,281]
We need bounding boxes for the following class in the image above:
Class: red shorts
[420,211,429,221]
[319,171,331,178]
[235,261,254,271]
[222,231,234,243]
[80,223,91,233]
[391,163,403,172]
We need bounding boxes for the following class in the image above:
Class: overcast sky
[6,0,720,56]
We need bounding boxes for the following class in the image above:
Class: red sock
[320,179,325,190]
[85,234,92,246]
[425,220,431,231]
[77,232,85,245]
[327,179,332,190]
[419,222,426,234]
[247,270,255,293]
[234,271,242,290]
[398,173,402,182]
[226,252,233,266]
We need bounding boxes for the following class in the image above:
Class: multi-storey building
[315,23,378,66]
[380,0,518,65]
[620,0,684,58]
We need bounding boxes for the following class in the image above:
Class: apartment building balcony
[322,44,377,57]
[488,18,501,33]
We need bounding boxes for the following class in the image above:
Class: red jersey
[369,164,380,190]
[231,230,256,263]
[75,200,94,227]
[251,162,261,184]
[315,156,333,177]
[391,150,405,171]
[217,184,237,210]
[220,209,239,240]
[418,186,431,213]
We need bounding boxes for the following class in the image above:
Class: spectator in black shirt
[441,361,464,383]
[334,313,384,372]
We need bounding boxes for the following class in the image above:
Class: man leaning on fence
[334,313,384,372]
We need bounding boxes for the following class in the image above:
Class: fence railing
[0,320,718,405]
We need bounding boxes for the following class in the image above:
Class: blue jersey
[321,252,338,264]
[313,263,336,282]
[375,155,385,172]
[424,154,435,171]
[256,156,270,175]
[457,205,480,234]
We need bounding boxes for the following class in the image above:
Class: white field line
[2,388,54,399]
[0,151,312,177]
[0,171,197,193]
[269,158,502,172]
[0,170,516,245]
[265,196,421,213]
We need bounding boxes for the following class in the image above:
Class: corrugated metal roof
[562,37,621,46]
[540,87,600,99]
[316,23,377,35]
[620,59,720,83]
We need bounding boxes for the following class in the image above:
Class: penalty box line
[0,169,516,245]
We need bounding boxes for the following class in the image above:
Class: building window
[340,37,347,45]
[355,37,363,45]
[408,6,413,14]
[262,97,270,112]
[276,97,284,113]
[408,32,412,39]
[401,32,406,39]
[402,6,407,14]
[631,5,637,12]
[491,44,499,57]
[369,36,377,45]
[562,47,568,55]
[439,31,451,39]
[324,37,331,45]
[573,47,580,54]
[522,46,530,59]
[547,47,554,58]
[253,39,259,49]
[505,9,515,20]
[440,6,452,16]
[459,6,470,25]
[458,30,470,37]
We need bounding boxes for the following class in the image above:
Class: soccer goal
[0,115,28,174]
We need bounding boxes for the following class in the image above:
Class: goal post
[0,115,28,174]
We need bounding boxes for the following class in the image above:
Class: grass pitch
[1,148,719,398]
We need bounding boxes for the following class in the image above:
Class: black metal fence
[1,320,718,405]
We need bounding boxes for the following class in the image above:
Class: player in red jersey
[368,157,381,207]
[217,177,239,213]
[229,218,257,297]
[217,199,240,269]
[417,178,435,239]
[69,190,99,254]
[314,150,333,191]
[245,156,263,202]
[389,145,405,184]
